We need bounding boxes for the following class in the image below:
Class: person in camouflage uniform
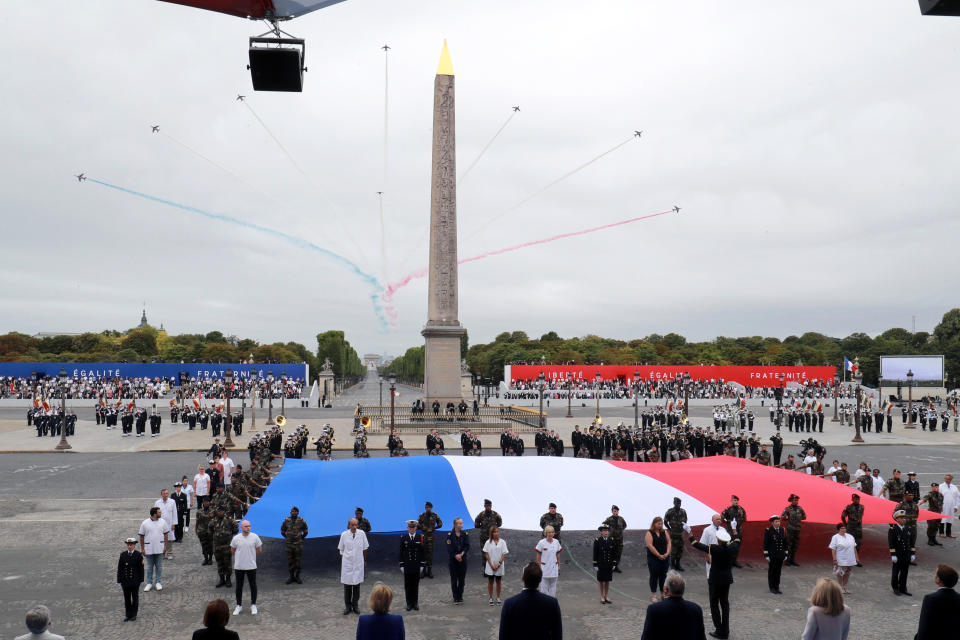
[539,503,564,541]
[602,505,627,572]
[894,492,920,558]
[918,483,944,547]
[211,505,237,587]
[195,502,214,565]
[664,497,688,571]
[781,494,806,566]
[280,506,308,584]
[721,495,747,568]
[417,501,443,578]
[881,469,905,503]
[473,499,502,561]
[355,507,371,533]
[840,493,865,555]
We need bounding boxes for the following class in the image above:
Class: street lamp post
[55,368,72,450]
[595,370,602,421]
[566,373,574,418]
[852,367,864,443]
[832,375,840,422]
[266,370,275,425]
[906,369,915,429]
[389,374,396,429]
[250,371,257,430]
[777,373,785,428]
[379,376,384,407]
[223,369,235,448]
[683,372,692,417]
[280,371,287,418]
[633,370,641,428]
[537,372,546,429]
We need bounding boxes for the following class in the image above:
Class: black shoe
[892,590,901,596]
[675,563,684,571]
[406,605,412,611]
[295,574,303,584]
[775,589,783,594]
[613,567,622,573]
[733,562,744,568]
[910,561,918,566]
[769,589,778,594]
[352,605,360,614]
[901,590,912,596]
[412,605,419,610]
[215,576,226,588]
[128,616,136,622]
[933,541,943,546]
[343,607,352,615]
[709,632,728,639]
[855,562,863,567]
[225,580,232,588]
[286,576,295,584]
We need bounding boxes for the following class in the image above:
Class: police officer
[417,501,443,578]
[664,497,687,571]
[539,503,564,541]
[781,494,806,566]
[280,506,308,584]
[399,519,425,611]
[602,505,627,573]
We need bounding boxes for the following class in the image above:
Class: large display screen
[879,355,943,382]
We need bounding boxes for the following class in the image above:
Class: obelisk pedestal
[422,41,466,407]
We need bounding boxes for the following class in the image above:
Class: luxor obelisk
[422,41,467,406]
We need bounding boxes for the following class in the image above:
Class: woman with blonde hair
[645,516,671,602]
[801,578,850,640]
[535,524,563,598]
[356,582,404,640]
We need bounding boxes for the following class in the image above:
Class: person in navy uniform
[762,515,787,594]
[889,509,915,596]
[593,523,617,604]
[116,537,144,622]
[399,519,425,611]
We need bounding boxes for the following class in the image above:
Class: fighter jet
[74,173,86,182]
[512,106,520,112]
[236,94,245,101]
[381,44,390,51]
[376,191,383,196]
[151,125,159,133]
[634,130,643,138]
[673,206,681,213]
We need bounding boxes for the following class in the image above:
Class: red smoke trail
[382,208,674,324]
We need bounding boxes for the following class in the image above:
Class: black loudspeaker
[919,0,960,15]
[248,38,306,92]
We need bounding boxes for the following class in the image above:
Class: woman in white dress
[828,523,859,594]
[482,526,508,606]
[535,525,563,598]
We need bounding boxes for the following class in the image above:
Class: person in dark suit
[690,527,740,639]
[762,515,787,594]
[116,537,144,622]
[915,564,960,640]
[640,570,706,640]
[357,582,405,640]
[399,520,425,611]
[498,562,562,640]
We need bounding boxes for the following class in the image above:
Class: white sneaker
[143,584,152,592]
[250,604,258,615]
[233,605,242,615]
[155,582,162,591]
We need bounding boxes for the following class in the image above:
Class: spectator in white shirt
[230,520,263,616]
[180,475,194,527]
[221,454,235,487]
[138,507,170,591]
[803,450,817,475]
[193,465,210,508]
[154,489,178,558]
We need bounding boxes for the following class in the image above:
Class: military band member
[417,502,443,578]
[603,505,627,573]
[280,506,308,584]
[117,537,144,622]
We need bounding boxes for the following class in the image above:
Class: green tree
[121,329,158,357]
[204,331,227,344]
[201,344,240,362]
[934,309,960,344]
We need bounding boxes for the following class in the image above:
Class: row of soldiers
[460,430,482,455]
[500,429,526,456]
[283,425,310,458]
[28,407,77,437]
[195,445,280,586]
[532,428,563,456]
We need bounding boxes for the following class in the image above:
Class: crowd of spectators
[0,375,304,401]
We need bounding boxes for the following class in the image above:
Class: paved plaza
[0,448,958,639]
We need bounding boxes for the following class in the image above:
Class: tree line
[384,309,960,387]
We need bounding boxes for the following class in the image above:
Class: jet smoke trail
[458,109,517,186]
[382,208,675,322]
[461,134,639,242]
[85,177,389,331]
[378,191,388,282]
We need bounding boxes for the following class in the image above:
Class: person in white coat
[154,489,178,559]
[940,475,960,538]
[338,517,369,615]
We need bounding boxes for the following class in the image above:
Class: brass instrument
[360,416,371,427]
[276,414,286,427]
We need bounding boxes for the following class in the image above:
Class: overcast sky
[2,1,958,356]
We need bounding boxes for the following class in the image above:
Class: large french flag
[244,457,940,539]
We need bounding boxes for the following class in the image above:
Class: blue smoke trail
[87,178,389,332]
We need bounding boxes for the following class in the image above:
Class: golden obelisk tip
[437,39,453,76]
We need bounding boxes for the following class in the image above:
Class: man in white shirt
[802,449,817,475]
[826,460,840,482]
[154,489,178,559]
[337,517,370,614]
[138,507,170,591]
[698,514,723,578]
[221,453,236,488]
[230,520,262,615]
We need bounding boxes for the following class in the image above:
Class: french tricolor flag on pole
[844,357,857,374]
